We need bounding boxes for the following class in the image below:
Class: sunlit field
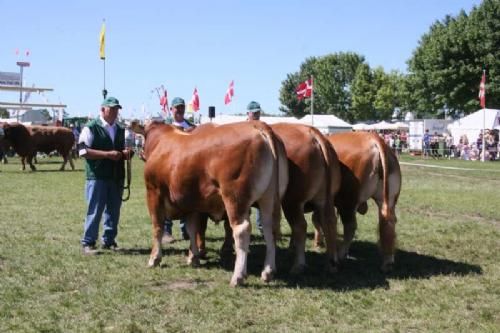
[1,155,499,332]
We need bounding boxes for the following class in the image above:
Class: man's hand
[121,149,134,160]
[107,150,123,161]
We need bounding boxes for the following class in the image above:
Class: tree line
[279,0,500,122]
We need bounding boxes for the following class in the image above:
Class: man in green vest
[78,96,131,255]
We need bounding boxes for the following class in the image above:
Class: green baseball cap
[101,96,122,109]
[171,97,185,107]
[247,101,261,113]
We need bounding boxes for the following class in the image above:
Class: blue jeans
[255,208,263,232]
[81,179,123,246]
[164,218,187,237]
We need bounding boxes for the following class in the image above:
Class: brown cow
[193,123,341,274]
[132,120,288,286]
[0,123,75,171]
[271,123,341,274]
[320,131,401,272]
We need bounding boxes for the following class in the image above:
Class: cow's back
[144,121,283,219]
[29,126,74,154]
[327,131,401,211]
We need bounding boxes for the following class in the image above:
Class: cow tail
[258,125,283,240]
[311,128,333,210]
[374,135,391,221]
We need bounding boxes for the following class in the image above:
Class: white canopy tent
[447,108,500,144]
[299,114,352,134]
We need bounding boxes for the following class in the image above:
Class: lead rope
[122,155,131,201]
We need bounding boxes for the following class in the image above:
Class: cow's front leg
[146,188,165,268]
[186,213,201,267]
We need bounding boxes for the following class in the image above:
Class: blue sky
[0,0,482,120]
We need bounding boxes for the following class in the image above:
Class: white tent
[200,114,302,125]
[298,114,352,134]
[352,122,372,130]
[447,109,500,144]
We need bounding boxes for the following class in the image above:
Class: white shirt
[172,120,192,130]
[78,116,119,156]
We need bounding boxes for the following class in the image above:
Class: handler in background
[78,96,132,255]
[246,101,263,234]
[162,97,196,244]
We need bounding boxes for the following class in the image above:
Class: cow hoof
[290,264,306,275]
[230,275,245,287]
[147,257,161,268]
[381,262,394,273]
[187,256,201,268]
[261,269,274,282]
[381,255,395,273]
[326,261,338,274]
[337,246,349,260]
[199,250,208,260]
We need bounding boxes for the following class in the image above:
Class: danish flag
[191,87,200,112]
[479,71,486,108]
[159,88,168,114]
[224,80,234,105]
[296,78,313,100]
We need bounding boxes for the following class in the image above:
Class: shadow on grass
[212,240,482,291]
[115,239,482,291]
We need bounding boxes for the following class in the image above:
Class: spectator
[423,129,431,157]
[162,97,195,244]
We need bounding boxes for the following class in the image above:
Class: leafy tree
[279,52,365,121]
[351,63,375,121]
[407,0,500,116]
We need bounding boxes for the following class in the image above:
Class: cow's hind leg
[312,203,338,274]
[258,196,278,283]
[220,218,233,256]
[223,200,251,287]
[146,188,166,268]
[27,154,36,171]
[283,204,307,275]
[338,207,357,260]
[377,206,397,272]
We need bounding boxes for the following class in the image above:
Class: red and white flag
[296,78,313,100]
[191,87,200,112]
[224,80,234,105]
[479,71,486,108]
[159,88,168,114]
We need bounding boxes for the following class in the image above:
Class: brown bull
[132,121,288,286]
[321,131,402,271]
[0,123,75,171]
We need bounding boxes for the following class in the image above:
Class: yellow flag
[99,21,105,60]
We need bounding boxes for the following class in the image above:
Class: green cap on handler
[171,97,185,107]
[101,96,122,109]
[247,101,261,113]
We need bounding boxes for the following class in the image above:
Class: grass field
[0,155,499,332]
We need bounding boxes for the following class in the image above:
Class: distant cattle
[132,121,288,286]
[0,123,75,171]
[321,131,402,271]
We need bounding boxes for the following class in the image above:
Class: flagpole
[481,69,486,162]
[102,57,107,99]
[311,75,314,126]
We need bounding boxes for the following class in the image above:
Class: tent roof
[299,114,351,127]
[447,108,500,130]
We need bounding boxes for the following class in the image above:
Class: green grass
[1,155,499,332]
